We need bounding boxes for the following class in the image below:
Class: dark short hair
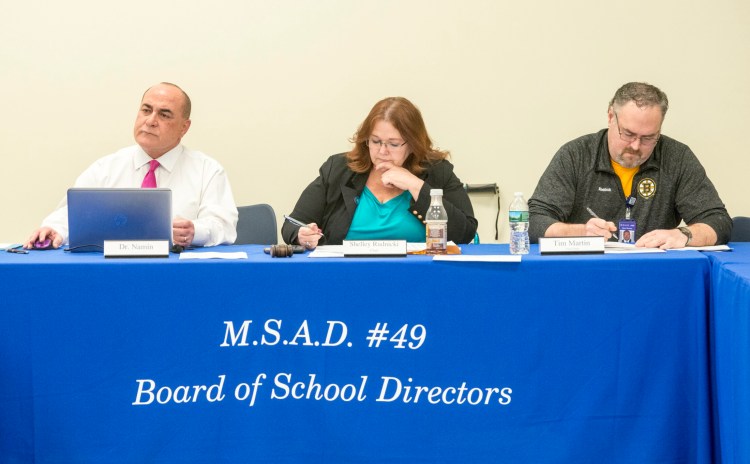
[346,97,448,175]
[609,82,669,117]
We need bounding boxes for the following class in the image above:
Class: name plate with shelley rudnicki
[539,236,605,255]
[103,240,170,258]
[343,240,407,257]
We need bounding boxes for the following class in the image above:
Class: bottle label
[509,211,529,223]
[426,224,446,239]
[425,222,447,254]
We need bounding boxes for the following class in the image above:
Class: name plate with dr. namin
[104,240,170,258]
[343,240,407,257]
[539,236,605,255]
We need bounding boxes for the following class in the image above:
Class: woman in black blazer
[282,97,477,249]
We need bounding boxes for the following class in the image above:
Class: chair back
[235,204,278,245]
[731,216,750,242]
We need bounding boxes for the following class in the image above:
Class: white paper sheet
[432,254,522,262]
[179,251,248,260]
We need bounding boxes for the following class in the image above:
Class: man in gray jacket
[529,82,731,249]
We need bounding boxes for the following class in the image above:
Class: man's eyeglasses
[613,111,660,146]
[367,137,407,151]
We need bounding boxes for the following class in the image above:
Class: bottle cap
[430,189,443,196]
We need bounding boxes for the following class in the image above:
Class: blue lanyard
[625,196,636,219]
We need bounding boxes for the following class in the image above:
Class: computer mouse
[33,239,54,250]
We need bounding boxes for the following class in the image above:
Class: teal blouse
[345,187,425,242]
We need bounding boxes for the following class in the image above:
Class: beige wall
[1,0,748,244]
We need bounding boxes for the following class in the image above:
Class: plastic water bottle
[509,192,529,255]
[425,189,448,255]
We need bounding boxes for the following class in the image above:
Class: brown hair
[609,82,669,117]
[346,97,449,175]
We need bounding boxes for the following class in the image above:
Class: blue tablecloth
[708,243,750,464]
[0,245,713,463]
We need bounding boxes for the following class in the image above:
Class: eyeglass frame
[366,136,407,151]
[612,110,661,146]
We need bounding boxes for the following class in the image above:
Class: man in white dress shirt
[24,82,238,249]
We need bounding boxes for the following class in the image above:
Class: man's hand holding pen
[585,207,618,240]
[584,217,618,240]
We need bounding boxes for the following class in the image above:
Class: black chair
[731,216,750,242]
[235,204,278,245]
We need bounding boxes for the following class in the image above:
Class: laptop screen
[67,188,172,252]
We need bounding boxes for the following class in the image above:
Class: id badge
[618,219,636,243]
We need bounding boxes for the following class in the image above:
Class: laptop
[67,188,172,252]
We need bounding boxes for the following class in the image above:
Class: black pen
[283,215,324,237]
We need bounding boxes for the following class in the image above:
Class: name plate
[539,236,605,255]
[104,240,170,258]
[343,240,407,257]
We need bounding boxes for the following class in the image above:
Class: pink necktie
[141,160,160,188]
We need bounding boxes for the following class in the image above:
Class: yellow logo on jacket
[638,178,656,199]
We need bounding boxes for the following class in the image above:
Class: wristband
[678,226,692,246]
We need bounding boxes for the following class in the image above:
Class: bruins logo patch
[638,178,656,199]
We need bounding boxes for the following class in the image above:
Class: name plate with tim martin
[539,236,605,255]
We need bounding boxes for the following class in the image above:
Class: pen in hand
[586,207,617,239]
[284,215,324,237]
[585,207,601,219]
